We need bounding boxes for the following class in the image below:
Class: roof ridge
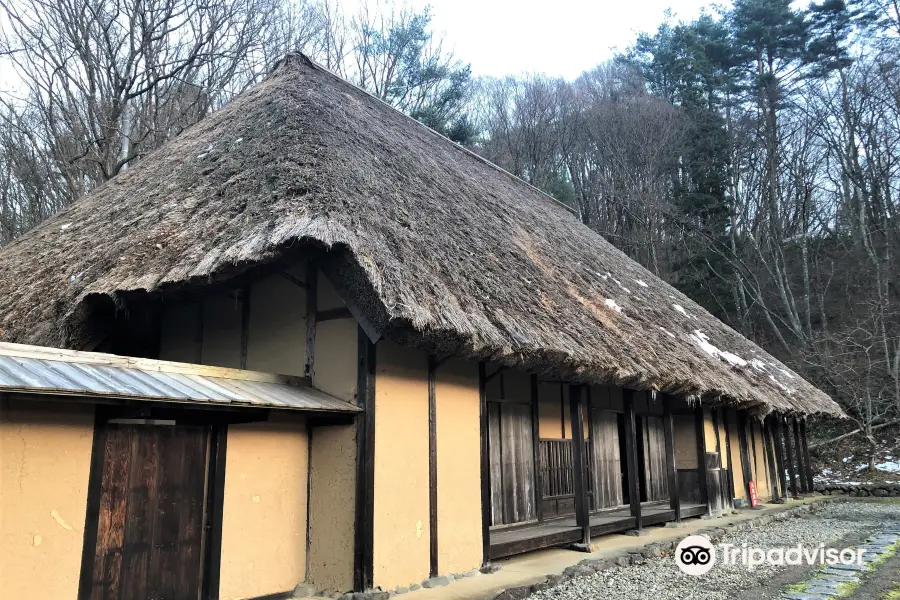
[274,52,578,218]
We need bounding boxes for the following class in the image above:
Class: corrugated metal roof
[0,343,359,413]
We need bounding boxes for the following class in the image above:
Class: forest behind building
[0,0,897,465]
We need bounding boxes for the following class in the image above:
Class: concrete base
[625,529,650,537]
[568,543,592,553]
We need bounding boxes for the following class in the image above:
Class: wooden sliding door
[488,402,537,526]
[590,409,623,509]
[641,416,669,502]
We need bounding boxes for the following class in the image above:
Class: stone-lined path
[781,526,900,600]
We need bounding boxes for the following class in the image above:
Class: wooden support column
[736,411,754,505]
[800,420,815,492]
[427,355,438,578]
[479,362,491,566]
[304,262,318,378]
[662,394,681,522]
[530,374,543,522]
[569,385,591,548]
[722,407,737,508]
[695,405,711,514]
[792,418,807,494]
[353,327,376,592]
[771,416,790,498]
[239,286,251,370]
[782,416,799,498]
[762,417,782,502]
[623,390,643,530]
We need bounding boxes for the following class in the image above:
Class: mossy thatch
[0,54,842,417]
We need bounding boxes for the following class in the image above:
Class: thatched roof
[0,54,841,417]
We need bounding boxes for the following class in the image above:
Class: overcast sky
[406,0,725,79]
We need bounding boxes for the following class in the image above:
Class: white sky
[408,0,726,79]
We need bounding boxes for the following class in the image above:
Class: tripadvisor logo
[674,535,867,576]
[675,535,716,576]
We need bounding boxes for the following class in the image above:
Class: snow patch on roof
[605,298,623,313]
[673,304,688,317]
[635,279,649,288]
[689,330,748,368]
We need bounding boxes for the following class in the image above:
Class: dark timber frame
[800,420,815,492]
[623,390,643,530]
[661,394,681,522]
[722,408,737,506]
[427,355,450,578]
[792,418,807,494]
[770,415,790,498]
[354,328,376,592]
[531,374,543,523]
[569,385,591,547]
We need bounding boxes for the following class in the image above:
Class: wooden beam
[202,424,228,600]
[662,394,681,522]
[792,418,807,494]
[569,385,591,547]
[782,416,799,498]
[800,420,815,492]
[353,328,376,592]
[76,410,109,600]
[530,374,543,523]
[428,355,439,578]
[316,306,353,322]
[737,411,754,505]
[479,362,491,567]
[763,417,782,502]
[623,390,642,530]
[695,405,710,513]
[279,270,307,289]
[304,263,318,379]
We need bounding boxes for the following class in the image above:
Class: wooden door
[590,409,623,509]
[89,423,210,600]
[642,416,669,502]
[488,402,536,526]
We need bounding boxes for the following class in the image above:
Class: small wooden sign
[748,480,759,507]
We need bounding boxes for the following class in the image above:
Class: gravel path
[527,501,900,600]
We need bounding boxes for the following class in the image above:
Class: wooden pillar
[782,416,799,498]
[530,374,543,522]
[722,407,737,508]
[623,390,643,530]
[771,416,790,498]
[353,328,376,591]
[736,411,754,505]
[792,418,807,494]
[800,420,815,492]
[763,417,782,502]
[478,362,491,566]
[694,405,711,514]
[569,385,591,547]
[427,355,439,578]
[662,394,681,522]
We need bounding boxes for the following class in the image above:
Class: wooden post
[427,355,439,578]
[531,374,543,522]
[353,328,376,591]
[623,390,643,531]
[763,417,782,502]
[479,362,491,566]
[771,416,790,498]
[695,405,711,514]
[722,407,737,509]
[662,394,681,522]
[800,420,815,492]
[782,416,799,498]
[239,286,251,370]
[792,418,807,494]
[570,385,591,548]
[737,411,754,505]
[304,262,318,379]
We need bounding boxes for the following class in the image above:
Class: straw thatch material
[0,54,841,417]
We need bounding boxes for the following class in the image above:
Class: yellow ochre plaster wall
[674,413,698,469]
[435,358,482,576]
[0,399,94,600]
[728,412,746,499]
[219,415,309,600]
[372,341,430,590]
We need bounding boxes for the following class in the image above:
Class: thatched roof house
[0,53,839,417]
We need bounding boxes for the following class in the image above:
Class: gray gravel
[528,501,900,600]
